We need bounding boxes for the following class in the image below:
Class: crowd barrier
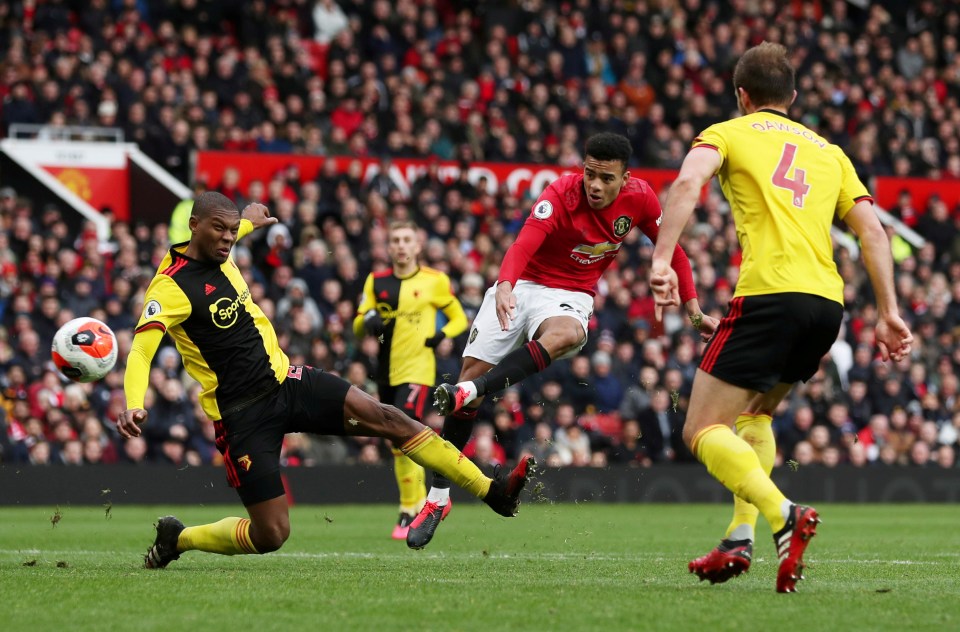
[2,465,958,506]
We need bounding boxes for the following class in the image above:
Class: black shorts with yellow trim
[378,382,432,421]
[699,292,842,393]
[215,366,351,506]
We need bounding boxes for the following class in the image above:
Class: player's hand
[875,314,913,362]
[691,312,720,342]
[241,203,279,230]
[117,408,148,439]
[424,332,445,348]
[649,258,680,321]
[363,309,385,336]
[495,281,517,331]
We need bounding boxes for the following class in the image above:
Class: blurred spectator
[636,387,684,463]
[607,419,651,468]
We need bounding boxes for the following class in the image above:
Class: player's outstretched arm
[843,200,913,361]
[119,326,164,438]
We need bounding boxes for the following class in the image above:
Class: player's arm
[354,273,384,338]
[496,192,557,330]
[426,275,468,347]
[650,146,722,318]
[118,327,163,438]
[119,277,191,438]
[842,200,913,362]
[834,150,912,360]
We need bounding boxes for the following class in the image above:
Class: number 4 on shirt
[772,143,810,208]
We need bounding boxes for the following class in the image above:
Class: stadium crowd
[0,0,959,470]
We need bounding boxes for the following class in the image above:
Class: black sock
[473,340,551,397]
[432,407,479,490]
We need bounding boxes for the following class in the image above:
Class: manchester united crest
[613,215,632,237]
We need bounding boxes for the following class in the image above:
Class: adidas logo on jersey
[205,284,216,295]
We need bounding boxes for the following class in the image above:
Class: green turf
[1,503,958,631]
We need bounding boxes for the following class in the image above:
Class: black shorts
[214,365,351,506]
[699,293,843,393]
[378,382,432,422]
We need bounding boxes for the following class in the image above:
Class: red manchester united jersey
[498,174,696,300]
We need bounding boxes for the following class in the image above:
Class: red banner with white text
[194,151,682,200]
[196,152,953,219]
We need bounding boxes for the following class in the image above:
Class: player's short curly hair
[192,191,238,219]
[584,132,632,169]
[733,41,795,108]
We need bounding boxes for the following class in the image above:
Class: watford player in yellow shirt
[354,220,468,539]
[119,193,531,568]
[649,42,913,592]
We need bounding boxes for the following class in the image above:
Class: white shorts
[463,280,594,364]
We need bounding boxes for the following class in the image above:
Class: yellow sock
[178,517,259,555]
[392,448,426,514]
[726,414,775,539]
[400,428,491,499]
[692,424,788,533]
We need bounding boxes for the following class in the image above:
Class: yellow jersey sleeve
[834,148,872,219]
[692,123,728,170]
[136,274,193,335]
[434,273,468,338]
[353,273,376,339]
[238,218,254,240]
[124,326,163,410]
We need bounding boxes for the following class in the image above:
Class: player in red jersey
[406,132,718,549]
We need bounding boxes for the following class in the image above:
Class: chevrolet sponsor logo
[572,242,621,257]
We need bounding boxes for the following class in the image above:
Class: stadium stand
[0,0,957,471]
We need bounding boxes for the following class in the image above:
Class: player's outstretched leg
[774,504,821,593]
[482,456,535,517]
[145,515,262,568]
[413,407,480,545]
[434,382,471,416]
[434,341,551,415]
[407,457,534,549]
[144,516,185,569]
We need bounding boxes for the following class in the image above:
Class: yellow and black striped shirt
[131,220,289,421]
[354,266,467,387]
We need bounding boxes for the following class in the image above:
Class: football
[51,317,119,383]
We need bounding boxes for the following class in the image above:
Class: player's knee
[537,329,583,358]
[252,521,290,553]
[378,403,418,438]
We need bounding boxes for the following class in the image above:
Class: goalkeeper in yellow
[118,192,531,568]
[354,220,468,539]
[648,42,913,592]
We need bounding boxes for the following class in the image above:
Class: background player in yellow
[353,220,467,539]
[118,192,531,569]
[648,42,913,592]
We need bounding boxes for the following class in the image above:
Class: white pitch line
[0,549,956,565]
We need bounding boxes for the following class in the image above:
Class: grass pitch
[1,503,957,631]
